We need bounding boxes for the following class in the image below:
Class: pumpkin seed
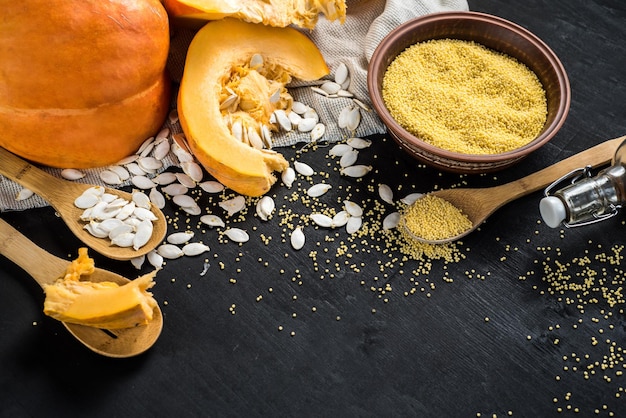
[332,210,350,228]
[182,242,210,256]
[130,254,145,270]
[182,205,202,216]
[84,221,109,239]
[157,243,184,259]
[269,88,281,104]
[344,200,363,217]
[310,123,326,142]
[108,223,134,240]
[224,227,249,243]
[294,161,314,177]
[133,220,153,250]
[247,126,264,150]
[231,120,243,141]
[256,196,275,221]
[339,149,359,167]
[320,81,341,95]
[114,201,136,220]
[400,192,424,206]
[132,191,151,209]
[219,195,246,216]
[175,172,197,188]
[292,101,309,115]
[340,165,372,178]
[153,139,171,160]
[281,167,295,188]
[303,109,319,123]
[290,226,305,250]
[116,154,139,165]
[60,168,85,180]
[310,213,333,228]
[310,86,329,97]
[99,218,124,232]
[15,187,34,201]
[99,170,122,185]
[334,62,349,86]
[173,194,197,209]
[149,187,166,209]
[181,161,203,183]
[382,212,401,230]
[167,231,195,245]
[297,117,317,133]
[274,109,292,131]
[168,109,179,125]
[111,231,135,248]
[200,214,225,228]
[74,192,100,209]
[161,183,188,196]
[250,53,263,68]
[346,137,372,149]
[353,98,371,112]
[147,250,164,269]
[329,143,353,157]
[307,183,331,197]
[261,125,273,148]
[378,184,394,204]
[137,136,155,156]
[199,181,225,193]
[126,162,147,176]
[156,127,170,139]
[131,175,157,190]
[337,90,354,98]
[133,207,158,221]
[346,216,362,234]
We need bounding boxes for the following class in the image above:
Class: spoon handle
[0,218,69,288]
[496,135,625,202]
[0,146,83,206]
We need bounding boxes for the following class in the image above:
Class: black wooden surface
[2,1,626,417]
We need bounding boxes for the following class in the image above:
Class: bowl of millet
[367,11,571,173]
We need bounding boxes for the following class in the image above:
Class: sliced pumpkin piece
[163,0,346,29]
[178,18,330,196]
[43,248,158,329]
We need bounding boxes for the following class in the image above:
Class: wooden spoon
[403,135,626,244]
[0,218,163,358]
[0,146,167,260]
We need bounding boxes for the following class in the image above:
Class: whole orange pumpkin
[0,0,171,168]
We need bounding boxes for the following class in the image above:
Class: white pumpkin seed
[291,101,309,115]
[199,181,225,193]
[173,194,197,209]
[157,243,184,259]
[99,218,124,232]
[281,167,295,188]
[339,149,359,167]
[378,184,394,204]
[167,231,195,245]
[108,165,130,181]
[200,214,225,228]
[126,162,147,176]
[108,223,134,240]
[149,187,166,209]
[132,191,151,209]
[161,183,188,196]
[274,109,292,131]
[400,193,424,206]
[288,111,303,126]
[219,195,246,216]
[130,254,145,270]
[296,117,316,133]
[250,53,263,68]
[353,98,371,112]
[131,175,157,190]
[290,226,305,250]
[260,125,273,148]
[320,81,341,95]
[15,187,34,201]
[168,109,179,125]
[337,89,354,98]
[247,127,264,150]
[153,139,171,160]
[310,86,329,97]
[269,88,281,104]
[111,231,135,248]
[116,154,139,165]
[153,172,177,185]
[84,221,109,239]
[74,192,100,209]
[61,168,85,180]
[310,123,326,142]
[294,161,314,177]
[181,161,204,183]
[383,212,401,230]
[182,205,202,216]
[310,213,333,228]
[133,220,154,250]
[332,210,350,228]
[156,127,170,140]
[307,183,331,198]
[138,156,163,172]
[133,207,158,221]
[224,227,249,243]
[99,170,122,185]
[220,93,239,110]
[334,62,349,86]
[340,165,372,178]
[175,172,197,188]
[114,201,136,220]
[147,250,164,269]
[137,136,155,155]
[329,143,353,157]
[346,216,362,234]
[231,120,244,141]
[182,242,210,256]
[256,196,275,221]
[344,200,363,217]
[346,137,372,149]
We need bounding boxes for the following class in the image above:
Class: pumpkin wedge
[177,18,330,196]
[163,0,346,29]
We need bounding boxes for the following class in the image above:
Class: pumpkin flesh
[178,18,330,196]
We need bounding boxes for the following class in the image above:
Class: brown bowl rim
[367,11,571,165]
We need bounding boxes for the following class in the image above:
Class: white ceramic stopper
[540,196,567,228]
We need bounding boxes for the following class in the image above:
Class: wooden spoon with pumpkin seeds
[0,146,167,260]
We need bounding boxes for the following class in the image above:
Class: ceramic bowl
[367,11,571,173]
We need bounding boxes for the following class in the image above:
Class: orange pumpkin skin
[0,0,171,168]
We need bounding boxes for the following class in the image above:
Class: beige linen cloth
[0,0,468,211]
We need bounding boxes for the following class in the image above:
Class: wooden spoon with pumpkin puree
[402,135,626,244]
[0,146,167,261]
[0,218,163,358]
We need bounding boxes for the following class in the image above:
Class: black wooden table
[2,1,626,416]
